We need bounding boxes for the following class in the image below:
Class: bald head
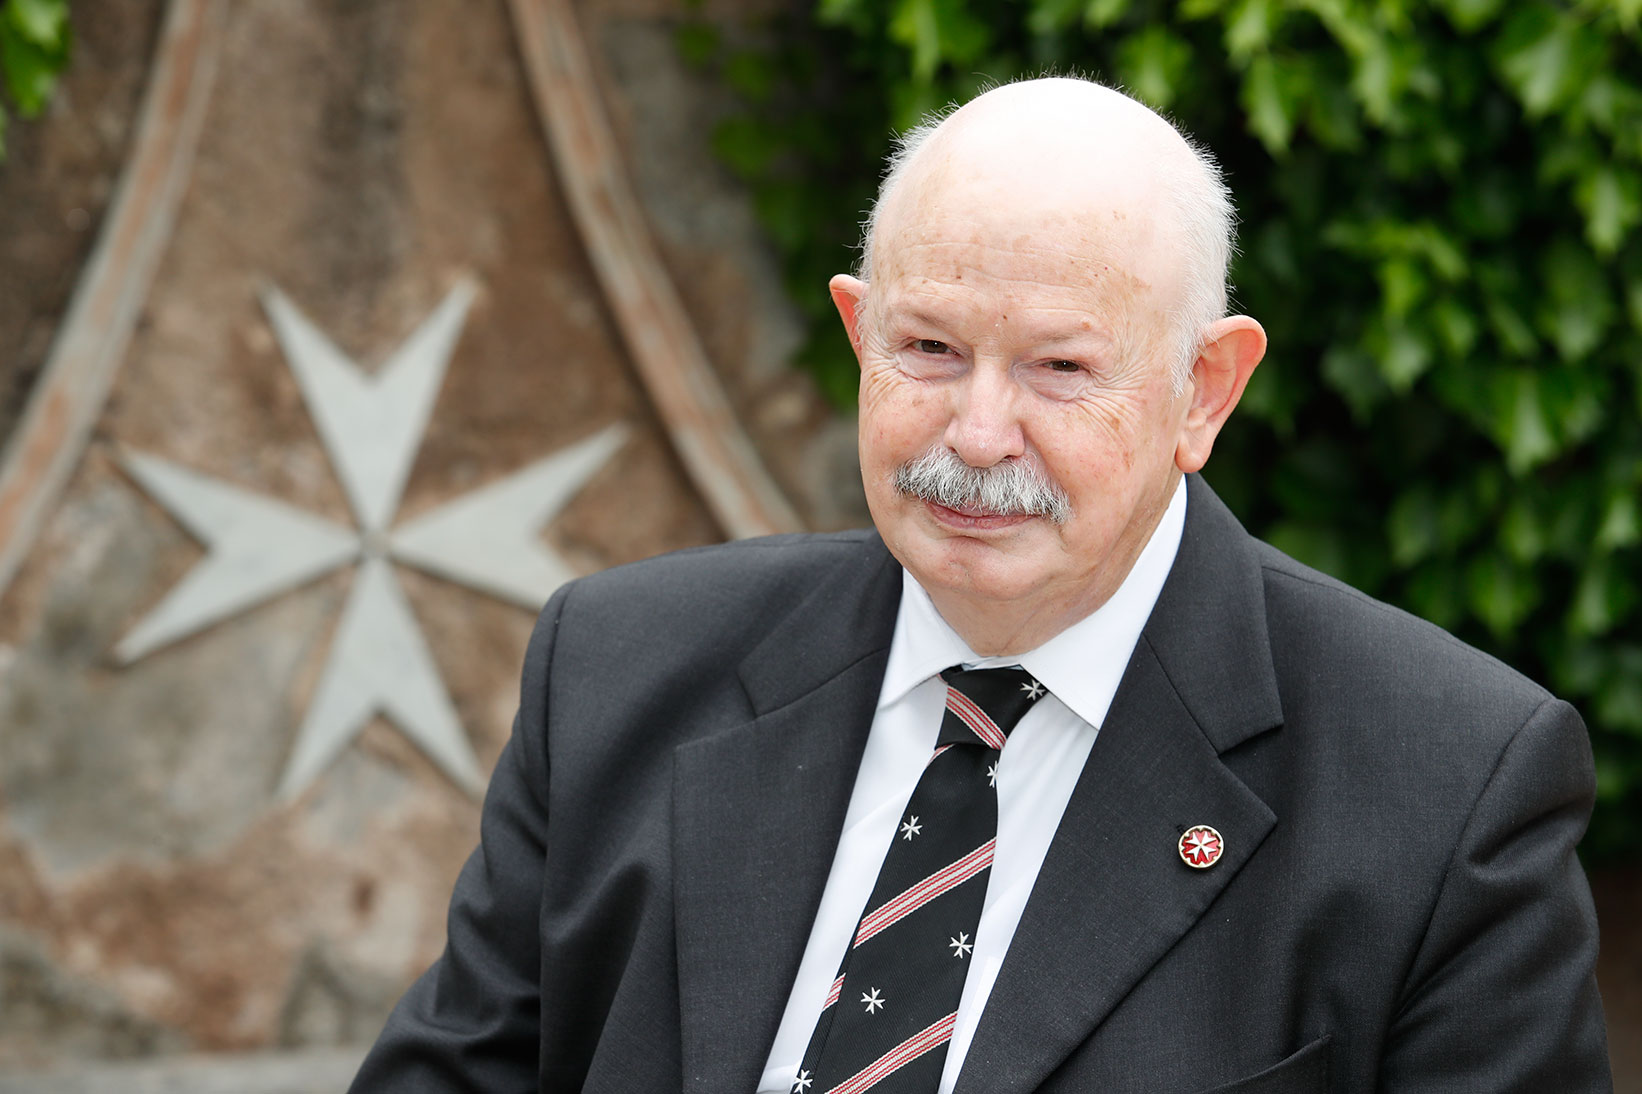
[858,78,1235,389]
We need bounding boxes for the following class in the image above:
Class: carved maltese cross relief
[114,280,625,801]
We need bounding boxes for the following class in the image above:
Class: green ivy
[685,0,1642,858]
[0,0,71,159]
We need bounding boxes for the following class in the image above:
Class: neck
[925,578,1123,658]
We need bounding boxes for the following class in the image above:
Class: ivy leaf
[1540,364,1606,447]
[1590,0,1642,28]
[1350,35,1402,124]
[1484,295,1539,359]
[0,18,58,116]
[1595,648,1642,734]
[1567,556,1638,636]
[1321,344,1388,421]
[1494,5,1604,117]
[1576,72,1642,137]
[1388,483,1441,567]
[1466,553,1539,637]
[1375,322,1434,392]
[1377,256,1425,318]
[1538,238,1614,363]
[1027,0,1082,35]
[1435,0,1506,34]
[1626,276,1642,335]
[1499,494,1546,562]
[1224,0,1277,61]
[1302,69,1363,151]
[4,0,66,50]
[1180,0,1228,18]
[1241,53,1301,154]
[1117,25,1191,110]
[1595,488,1642,550]
[1412,222,1467,281]
[1303,0,1376,58]
[1431,297,1480,357]
[888,0,988,82]
[1083,0,1130,29]
[1575,166,1642,255]
[1494,368,1558,474]
[818,0,870,28]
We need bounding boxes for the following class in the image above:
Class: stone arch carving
[0,0,802,608]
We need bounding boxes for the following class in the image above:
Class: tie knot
[937,666,1047,750]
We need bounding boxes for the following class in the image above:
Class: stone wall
[0,0,860,1081]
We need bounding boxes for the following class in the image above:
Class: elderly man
[351,78,1609,1092]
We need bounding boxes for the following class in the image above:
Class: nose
[943,362,1026,468]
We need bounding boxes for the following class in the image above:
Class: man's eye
[913,339,950,355]
[1045,360,1081,373]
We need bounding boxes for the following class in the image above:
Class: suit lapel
[672,538,902,1093]
[956,476,1285,1093]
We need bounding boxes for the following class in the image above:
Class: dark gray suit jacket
[350,475,1609,1092]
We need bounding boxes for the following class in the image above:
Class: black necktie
[793,666,1046,1094]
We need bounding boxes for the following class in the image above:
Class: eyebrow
[889,305,1114,349]
[1029,325,1116,349]
[895,309,961,334]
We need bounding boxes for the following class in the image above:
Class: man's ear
[830,274,870,367]
[1175,315,1266,473]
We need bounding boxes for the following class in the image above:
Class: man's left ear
[1175,315,1267,474]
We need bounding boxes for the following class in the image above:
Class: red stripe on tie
[926,743,954,767]
[945,688,1007,750]
[854,841,994,947]
[822,1011,957,1094]
[823,974,843,1010]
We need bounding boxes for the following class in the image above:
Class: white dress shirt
[756,477,1187,1094]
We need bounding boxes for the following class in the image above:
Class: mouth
[923,498,1036,531]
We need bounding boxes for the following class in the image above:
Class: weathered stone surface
[0,0,852,1074]
[0,927,184,1070]
[0,1047,366,1093]
[1,476,340,876]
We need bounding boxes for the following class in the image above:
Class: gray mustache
[892,447,1072,525]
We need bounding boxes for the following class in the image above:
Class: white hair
[855,78,1236,394]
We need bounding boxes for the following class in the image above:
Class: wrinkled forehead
[884,174,1160,273]
[872,159,1181,336]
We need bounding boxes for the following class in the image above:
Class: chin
[897,532,1047,603]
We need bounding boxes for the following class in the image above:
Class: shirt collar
[878,475,1187,731]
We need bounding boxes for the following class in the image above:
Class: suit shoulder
[548,530,884,636]
[1251,538,1553,717]
[575,529,880,596]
